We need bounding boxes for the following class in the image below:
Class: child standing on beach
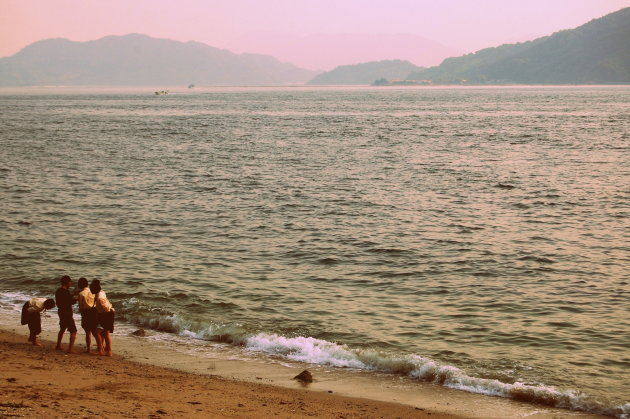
[76,277,98,353]
[90,279,115,357]
[20,297,55,346]
[55,275,78,353]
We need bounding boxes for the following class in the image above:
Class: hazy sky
[2,0,629,63]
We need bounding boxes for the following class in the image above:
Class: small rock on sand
[131,329,146,337]
[293,370,313,383]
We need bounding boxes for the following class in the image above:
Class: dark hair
[89,279,101,295]
[60,275,72,286]
[44,299,56,309]
[78,277,88,289]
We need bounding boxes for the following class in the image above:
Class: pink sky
[1,0,629,69]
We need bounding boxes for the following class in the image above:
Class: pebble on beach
[293,370,313,383]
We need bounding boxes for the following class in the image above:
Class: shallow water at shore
[0,310,612,419]
[0,86,628,417]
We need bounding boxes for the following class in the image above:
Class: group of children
[21,275,115,356]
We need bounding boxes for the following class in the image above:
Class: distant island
[371,78,431,86]
[311,7,630,86]
[406,7,630,85]
[306,60,423,85]
[1,7,628,87]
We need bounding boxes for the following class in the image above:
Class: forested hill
[407,7,630,84]
[0,34,319,86]
[307,60,423,85]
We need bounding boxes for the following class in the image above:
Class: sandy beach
[2,86,628,419]
[0,328,460,419]
[1,322,613,419]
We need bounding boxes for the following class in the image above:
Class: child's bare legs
[84,331,92,353]
[94,328,104,355]
[55,328,66,350]
[56,327,78,353]
[103,330,112,356]
[28,331,42,346]
[67,332,77,354]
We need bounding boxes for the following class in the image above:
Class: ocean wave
[109,301,627,418]
[246,334,366,368]
[1,292,627,418]
[241,333,626,416]
[245,335,628,418]
[0,290,33,311]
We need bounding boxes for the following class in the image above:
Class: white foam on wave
[0,290,34,313]
[179,322,249,344]
[245,333,366,368]
[118,298,250,344]
[239,331,627,418]
[85,299,630,418]
[119,298,198,336]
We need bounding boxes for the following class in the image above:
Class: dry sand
[0,329,461,419]
[0,325,611,419]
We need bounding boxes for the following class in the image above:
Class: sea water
[0,86,628,417]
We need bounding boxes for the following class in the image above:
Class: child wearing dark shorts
[21,298,55,346]
[77,277,98,353]
[90,279,115,356]
[55,275,78,353]
[58,309,78,333]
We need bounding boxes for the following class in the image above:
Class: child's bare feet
[55,346,63,351]
[32,341,42,347]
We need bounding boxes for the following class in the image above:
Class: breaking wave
[1,291,627,418]
[112,298,628,419]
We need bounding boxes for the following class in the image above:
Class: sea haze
[0,86,628,417]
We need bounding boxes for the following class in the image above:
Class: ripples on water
[0,86,628,417]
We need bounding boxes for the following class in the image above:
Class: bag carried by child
[20,301,29,325]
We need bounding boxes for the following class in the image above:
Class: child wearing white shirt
[21,297,55,346]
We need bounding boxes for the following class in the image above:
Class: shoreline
[0,315,611,419]
[0,328,459,419]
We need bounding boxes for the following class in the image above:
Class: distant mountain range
[310,7,630,85]
[406,7,630,84]
[0,34,319,86]
[1,7,628,87]
[307,60,423,85]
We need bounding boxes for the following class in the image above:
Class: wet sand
[0,329,460,419]
[0,322,611,419]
